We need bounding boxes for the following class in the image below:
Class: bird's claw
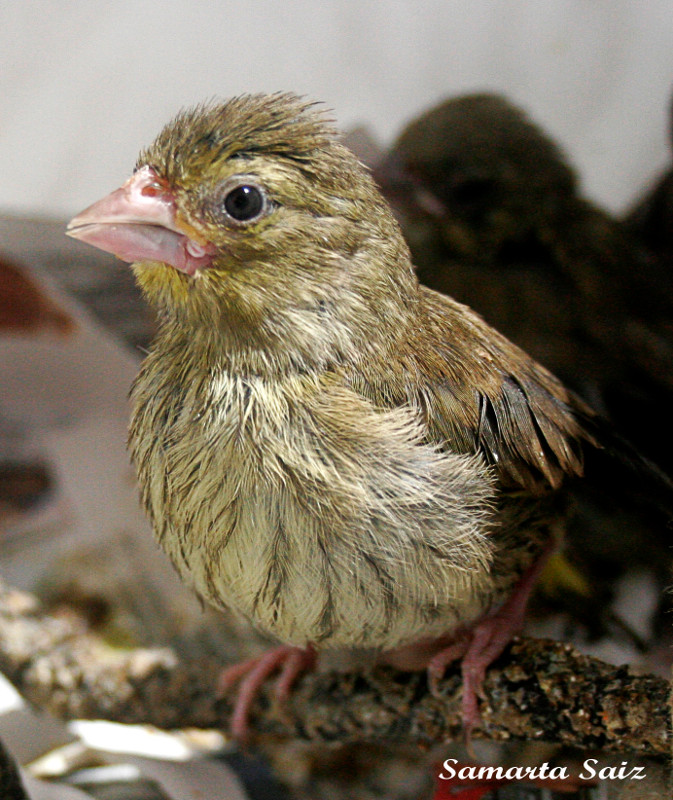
[217,644,316,741]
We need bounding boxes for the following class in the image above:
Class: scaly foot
[429,540,556,739]
[217,644,317,740]
[383,540,556,742]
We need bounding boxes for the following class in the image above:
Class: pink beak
[66,166,216,276]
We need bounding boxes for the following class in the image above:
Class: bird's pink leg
[382,539,555,746]
[217,644,316,741]
[429,540,556,738]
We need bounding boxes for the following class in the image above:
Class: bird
[66,93,672,741]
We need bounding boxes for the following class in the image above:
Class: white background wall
[1,1,673,218]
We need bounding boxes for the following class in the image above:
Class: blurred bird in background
[66,93,673,743]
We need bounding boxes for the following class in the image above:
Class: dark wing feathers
[415,288,590,492]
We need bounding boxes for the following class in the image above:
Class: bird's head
[67,93,416,370]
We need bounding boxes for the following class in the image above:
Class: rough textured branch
[0,584,668,756]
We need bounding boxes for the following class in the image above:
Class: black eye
[223,184,265,222]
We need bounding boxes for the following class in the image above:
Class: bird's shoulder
[346,286,594,493]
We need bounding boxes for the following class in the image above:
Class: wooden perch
[0,583,668,756]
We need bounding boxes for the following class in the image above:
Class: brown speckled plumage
[115,94,594,653]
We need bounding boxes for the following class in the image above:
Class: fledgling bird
[66,93,670,740]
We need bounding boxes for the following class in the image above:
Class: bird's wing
[416,289,673,521]
[351,286,594,494]
[419,288,593,491]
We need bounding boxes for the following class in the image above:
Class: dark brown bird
[66,93,672,740]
